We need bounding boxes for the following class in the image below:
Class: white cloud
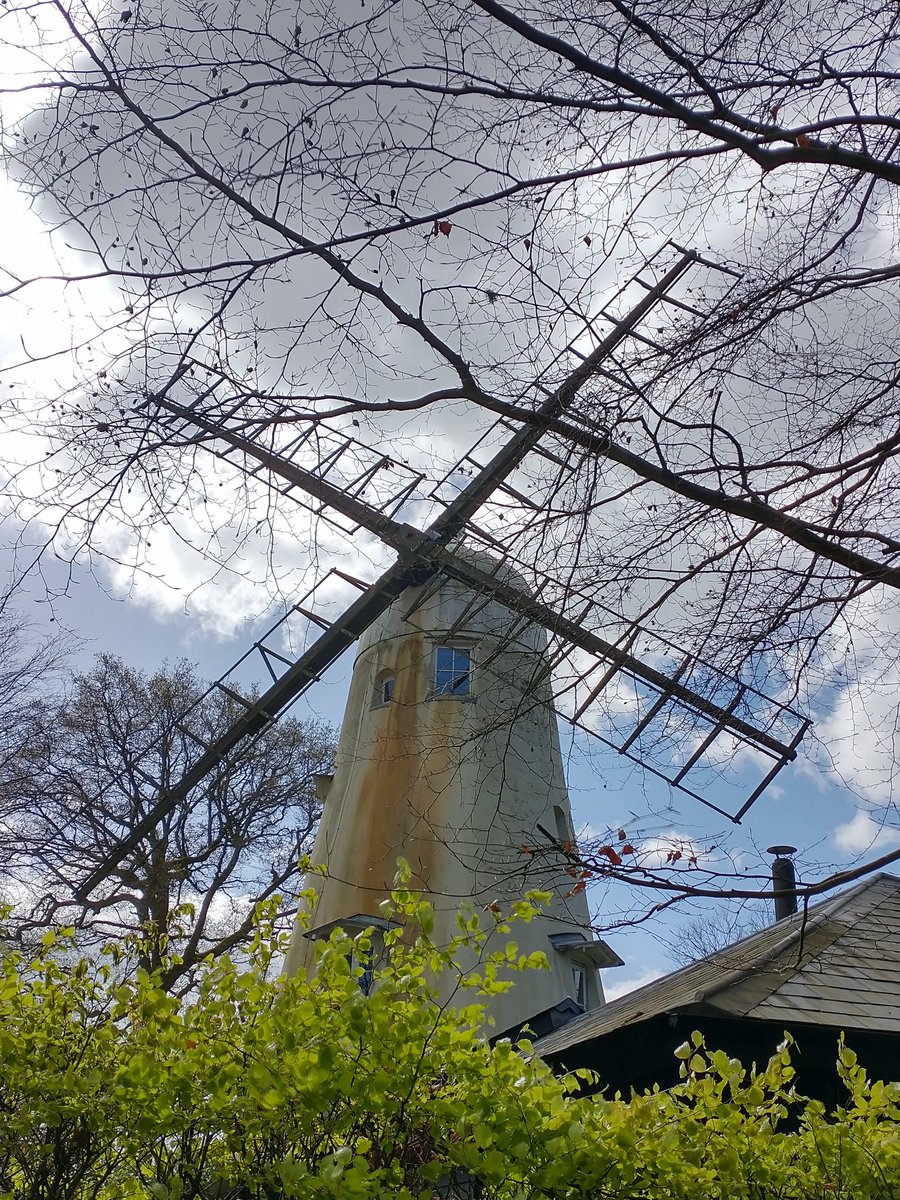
[833,810,900,856]
[637,831,706,870]
[575,821,604,844]
[816,597,900,801]
[604,965,664,1002]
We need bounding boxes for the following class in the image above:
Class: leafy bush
[2,892,899,1200]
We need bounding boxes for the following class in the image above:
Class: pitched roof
[534,872,900,1059]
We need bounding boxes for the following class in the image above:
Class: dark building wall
[544,1012,900,1108]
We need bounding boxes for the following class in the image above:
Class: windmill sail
[75,246,809,903]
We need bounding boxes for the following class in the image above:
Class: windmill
[74,244,809,1028]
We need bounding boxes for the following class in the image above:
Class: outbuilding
[533,872,900,1104]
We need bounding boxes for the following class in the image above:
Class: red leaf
[598,845,623,866]
[438,220,452,237]
[617,828,626,841]
[621,843,635,855]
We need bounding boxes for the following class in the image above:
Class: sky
[2,0,899,999]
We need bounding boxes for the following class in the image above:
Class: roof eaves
[695,872,900,1006]
[533,873,900,1058]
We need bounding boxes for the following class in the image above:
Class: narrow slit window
[373,669,395,707]
[553,804,571,845]
[434,646,472,696]
[572,965,587,1010]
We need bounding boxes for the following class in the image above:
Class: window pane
[381,676,394,703]
[347,950,375,995]
[434,646,471,695]
[573,966,586,1009]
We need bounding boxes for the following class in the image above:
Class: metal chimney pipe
[767,845,798,921]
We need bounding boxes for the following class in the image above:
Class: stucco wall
[284,565,606,1033]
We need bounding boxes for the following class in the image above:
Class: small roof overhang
[549,931,624,968]
[304,913,401,941]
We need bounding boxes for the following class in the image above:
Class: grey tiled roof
[533,872,900,1058]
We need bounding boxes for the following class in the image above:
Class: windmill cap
[357,547,543,656]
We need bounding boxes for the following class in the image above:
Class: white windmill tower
[283,557,622,1036]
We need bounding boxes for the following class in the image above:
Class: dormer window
[303,913,400,996]
[434,645,472,696]
[549,931,624,1013]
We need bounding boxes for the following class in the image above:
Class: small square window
[434,646,472,696]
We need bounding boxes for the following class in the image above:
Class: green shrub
[1,893,898,1199]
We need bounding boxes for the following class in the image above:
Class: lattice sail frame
[76,243,810,902]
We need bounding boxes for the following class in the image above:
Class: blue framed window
[373,669,395,707]
[347,948,375,995]
[434,645,472,696]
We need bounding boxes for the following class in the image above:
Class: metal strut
[75,251,802,902]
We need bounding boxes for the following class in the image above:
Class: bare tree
[0,654,335,989]
[1,0,900,834]
[0,612,69,911]
[662,903,770,967]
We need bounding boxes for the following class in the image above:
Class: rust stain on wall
[286,570,611,1024]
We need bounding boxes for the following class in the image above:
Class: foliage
[2,891,899,1200]
[0,654,335,990]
